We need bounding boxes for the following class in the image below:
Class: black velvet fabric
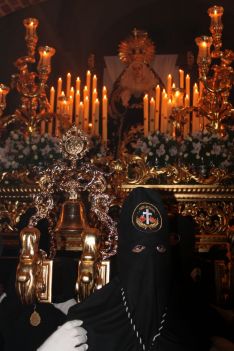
[68,187,210,351]
[0,297,66,351]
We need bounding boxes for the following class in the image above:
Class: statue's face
[131,62,144,80]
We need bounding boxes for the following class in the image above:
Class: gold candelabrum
[194,5,234,135]
[153,5,234,139]
[0,18,55,134]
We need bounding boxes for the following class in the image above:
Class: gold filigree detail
[112,155,233,185]
[178,201,233,234]
[0,201,29,232]
[60,126,90,164]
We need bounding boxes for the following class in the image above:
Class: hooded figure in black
[67,187,208,351]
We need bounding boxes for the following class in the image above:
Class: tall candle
[185,74,190,101]
[161,93,168,133]
[102,94,108,142]
[77,102,84,129]
[184,94,190,107]
[86,70,91,98]
[94,98,100,135]
[149,97,155,133]
[75,90,80,116]
[155,85,160,130]
[49,86,55,113]
[84,96,89,131]
[179,69,184,89]
[83,86,88,100]
[92,75,97,91]
[167,74,172,97]
[143,94,149,136]
[193,84,199,107]
[102,86,107,99]
[69,88,74,124]
[92,88,98,127]
[56,77,62,113]
[76,77,81,92]
[66,73,71,97]
[167,99,172,117]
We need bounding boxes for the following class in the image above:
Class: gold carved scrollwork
[115,155,233,185]
[15,227,52,304]
[178,201,233,235]
[0,201,29,232]
[76,229,101,302]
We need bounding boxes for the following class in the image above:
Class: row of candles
[44,69,203,140]
[143,71,204,137]
[42,70,108,142]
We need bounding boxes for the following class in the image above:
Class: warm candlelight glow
[155,85,160,130]
[179,69,184,89]
[102,94,108,142]
[143,94,149,136]
[92,75,97,91]
[149,97,155,133]
[49,86,55,113]
[167,74,172,97]
[66,73,71,97]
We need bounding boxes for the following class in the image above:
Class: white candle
[77,102,84,129]
[76,77,81,93]
[155,85,160,130]
[86,70,91,98]
[92,75,97,91]
[149,97,155,133]
[185,74,190,102]
[56,77,62,113]
[49,86,55,113]
[102,94,108,142]
[167,74,172,97]
[143,94,149,136]
[66,73,71,97]
[94,98,100,135]
[179,69,184,89]
[84,96,89,131]
[83,86,88,100]
[75,90,80,116]
[161,93,168,133]
[167,99,172,117]
[184,94,190,107]
[102,86,107,99]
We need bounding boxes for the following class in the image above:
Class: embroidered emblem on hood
[132,202,162,232]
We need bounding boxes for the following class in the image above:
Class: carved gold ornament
[119,28,155,65]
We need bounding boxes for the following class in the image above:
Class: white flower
[32,145,37,151]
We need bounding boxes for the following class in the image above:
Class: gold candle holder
[37,46,56,83]
[208,5,224,57]
[23,18,39,58]
[0,84,10,117]
[195,36,213,78]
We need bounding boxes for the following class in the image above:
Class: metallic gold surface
[55,199,88,251]
[77,229,100,302]
[15,226,53,304]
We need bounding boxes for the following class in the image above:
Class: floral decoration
[132,130,179,167]
[180,130,233,170]
[0,130,109,171]
[0,131,61,171]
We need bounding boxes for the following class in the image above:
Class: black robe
[68,187,210,351]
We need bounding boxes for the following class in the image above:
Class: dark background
[0,0,233,95]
